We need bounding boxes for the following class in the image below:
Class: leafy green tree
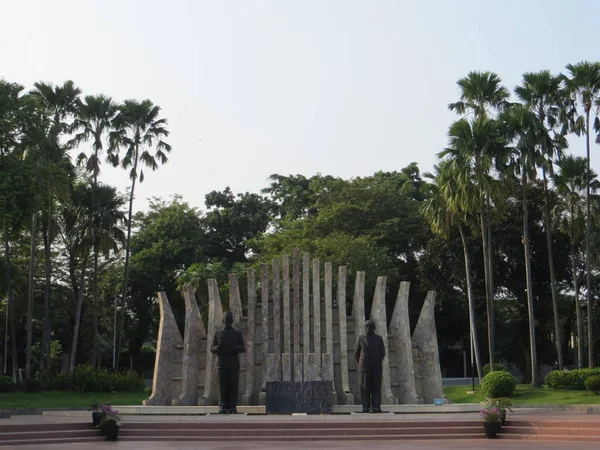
[563,61,600,367]
[109,99,171,369]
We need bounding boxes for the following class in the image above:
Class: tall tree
[422,160,483,381]
[448,71,510,370]
[439,116,508,370]
[515,70,568,369]
[69,94,117,366]
[553,156,598,368]
[501,103,547,386]
[563,61,600,368]
[109,99,171,369]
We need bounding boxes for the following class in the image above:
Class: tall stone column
[272,258,282,381]
[302,253,311,381]
[228,273,243,320]
[259,264,270,404]
[369,276,397,405]
[292,249,301,380]
[350,271,366,401]
[337,266,353,404]
[199,279,223,405]
[312,259,321,379]
[282,255,291,380]
[412,291,444,404]
[144,292,183,406]
[323,262,336,396]
[389,282,419,404]
[174,287,205,406]
[241,269,256,405]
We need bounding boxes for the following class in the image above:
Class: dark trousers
[360,368,382,411]
[218,368,240,411]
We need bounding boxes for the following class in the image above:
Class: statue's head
[223,311,234,327]
[365,319,376,336]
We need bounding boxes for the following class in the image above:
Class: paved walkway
[2,441,599,450]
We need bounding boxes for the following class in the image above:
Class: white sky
[2,0,599,212]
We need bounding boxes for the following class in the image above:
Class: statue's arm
[236,331,246,354]
[354,337,361,363]
[210,332,220,354]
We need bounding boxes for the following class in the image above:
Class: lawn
[444,384,600,405]
[0,391,148,408]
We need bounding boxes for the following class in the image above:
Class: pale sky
[2,0,599,213]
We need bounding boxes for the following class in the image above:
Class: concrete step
[117,433,484,442]
[0,436,103,447]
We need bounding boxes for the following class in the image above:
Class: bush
[23,378,42,393]
[48,365,145,392]
[482,363,506,377]
[585,375,600,394]
[0,375,15,393]
[545,368,600,390]
[480,371,516,398]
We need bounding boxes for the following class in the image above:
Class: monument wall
[144,249,444,406]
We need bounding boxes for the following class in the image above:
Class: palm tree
[69,94,117,366]
[109,99,171,369]
[31,80,81,378]
[553,156,598,368]
[422,160,483,381]
[448,71,510,370]
[563,61,600,367]
[439,115,508,370]
[501,103,547,386]
[515,70,568,369]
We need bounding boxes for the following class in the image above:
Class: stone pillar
[306,353,317,381]
[389,282,419,404]
[272,258,282,381]
[323,263,336,395]
[144,292,183,406]
[412,291,444,404]
[294,352,303,382]
[282,255,291,379]
[350,271,365,402]
[199,279,223,405]
[369,276,397,405]
[337,266,353,405]
[312,259,321,380]
[292,249,301,380]
[241,269,256,405]
[302,253,311,381]
[228,273,243,320]
[261,263,269,389]
[174,287,205,406]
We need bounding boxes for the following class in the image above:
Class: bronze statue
[210,311,246,414]
[354,319,385,413]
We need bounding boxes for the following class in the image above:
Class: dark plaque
[266,381,334,414]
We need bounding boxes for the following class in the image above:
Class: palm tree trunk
[69,256,88,373]
[584,111,594,368]
[42,224,52,380]
[4,224,17,380]
[26,213,37,380]
[91,173,99,368]
[571,202,583,368]
[485,194,495,367]
[480,202,494,370]
[459,223,483,381]
[115,157,138,370]
[522,173,539,386]
[542,167,563,369]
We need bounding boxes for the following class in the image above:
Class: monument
[354,319,385,413]
[144,249,445,409]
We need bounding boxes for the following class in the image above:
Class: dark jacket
[354,333,385,371]
[210,326,245,369]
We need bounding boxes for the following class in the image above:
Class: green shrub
[48,365,145,392]
[480,371,516,398]
[23,378,42,393]
[585,375,600,394]
[482,363,506,377]
[545,369,600,390]
[0,375,14,393]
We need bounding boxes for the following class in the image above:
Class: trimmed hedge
[0,375,14,393]
[49,365,145,392]
[545,368,600,390]
[482,363,506,377]
[480,370,516,398]
[584,375,600,394]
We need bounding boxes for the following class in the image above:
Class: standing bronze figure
[354,319,385,413]
[210,311,246,414]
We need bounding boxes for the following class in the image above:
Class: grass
[444,384,600,404]
[0,391,148,408]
